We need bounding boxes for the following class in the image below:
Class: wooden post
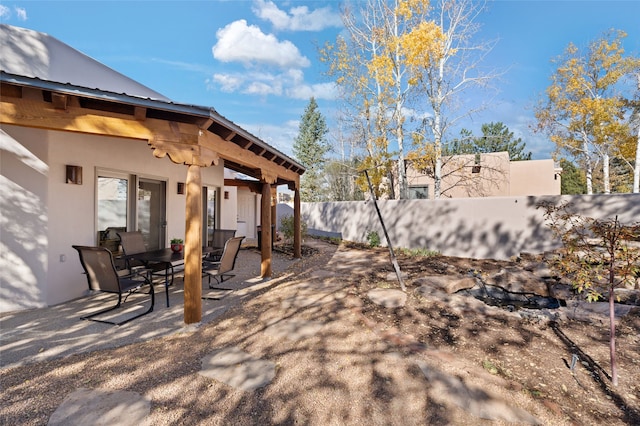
[294,187,301,258]
[260,182,272,277]
[271,185,277,239]
[184,164,203,324]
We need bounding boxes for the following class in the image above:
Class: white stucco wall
[1,124,226,312]
[302,194,640,261]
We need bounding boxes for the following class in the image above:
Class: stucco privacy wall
[301,194,640,260]
[1,124,225,312]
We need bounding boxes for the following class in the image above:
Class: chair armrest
[202,260,221,272]
[118,268,152,281]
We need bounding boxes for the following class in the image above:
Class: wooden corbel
[261,170,278,184]
[149,137,220,167]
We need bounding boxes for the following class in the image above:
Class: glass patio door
[97,174,129,253]
[137,179,166,251]
[203,186,218,247]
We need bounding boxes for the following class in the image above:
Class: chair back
[218,236,244,274]
[117,231,147,255]
[72,245,121,293]
[211,229,236,249]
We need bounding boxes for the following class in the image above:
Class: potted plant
[170,238,184,253]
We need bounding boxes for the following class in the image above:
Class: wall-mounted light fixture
[177,182,185,194]
[224,191,229,199]
[66,165,82,184]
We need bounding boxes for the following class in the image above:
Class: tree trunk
[584,140,594,195]
[602,151,610,194]
[633,126,640,193]
[609,280,618,386]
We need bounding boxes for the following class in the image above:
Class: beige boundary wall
[300,194,640,260]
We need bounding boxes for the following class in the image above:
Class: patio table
[130,247,214,307]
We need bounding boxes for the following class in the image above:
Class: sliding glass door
[137,179,166,251]
[96,171,166,252]
[203,186,218,247]
[97,175,129,253]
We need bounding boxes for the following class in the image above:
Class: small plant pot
[171,243,183,253]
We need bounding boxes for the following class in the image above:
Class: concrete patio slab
[0,248,297,370]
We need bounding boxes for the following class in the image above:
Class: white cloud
[242,120,300,157]
[0,6,28,20]
[212,74,243,93]
[15,7,27,20]
[253,0,342,31]
[212,19,310,68]
[245,80,282,96]
[287,82,337,100]
[210,70,337,101]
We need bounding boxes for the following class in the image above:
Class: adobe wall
[301,194,640,260]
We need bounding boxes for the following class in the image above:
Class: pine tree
[293,98,330,202]
[474,122,532,161]
[559,159,587,194]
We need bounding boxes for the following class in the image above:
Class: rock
[385,271,409,281]
[524,262,554,279]
[613,288,640,306]
[48,388,150,426]
[548,282,575,300]
[561,301,636,323]
[414,275,477,294]
[417,362,541,425]
[486,267,550,297]
[367,288,407,308]
[200,347,276,391]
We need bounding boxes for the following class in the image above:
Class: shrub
[366,230,381,248]
[539,201,640,387]
[279,215,308,243]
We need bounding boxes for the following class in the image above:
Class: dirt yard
[347,243,640,425]
[1,239,639,425]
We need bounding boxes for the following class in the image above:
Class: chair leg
[80,293,124,325]
[208,273,235,290]
[80,282,154,326]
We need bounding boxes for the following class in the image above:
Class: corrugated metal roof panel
[0,24,170,102]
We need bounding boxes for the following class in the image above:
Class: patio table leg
[165,264,170,307]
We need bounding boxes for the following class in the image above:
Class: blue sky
[1,0,639,161]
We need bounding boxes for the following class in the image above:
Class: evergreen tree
[293,98,330,202]
[559,159,587,194]
[443,124,531,160]
[474,122,532,160]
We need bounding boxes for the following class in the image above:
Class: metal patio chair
[202,236,245,291]
[72,245,154,325]
[206,229,237,262]
[117,231,173,285]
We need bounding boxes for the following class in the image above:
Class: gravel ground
[1,239,638,425]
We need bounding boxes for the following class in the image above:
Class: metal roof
[0,24,304,177]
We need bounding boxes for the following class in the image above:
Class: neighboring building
[0,24,304,314]
[405,152,561,199]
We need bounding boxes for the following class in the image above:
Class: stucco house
[1,24,305,322]
[405,151,562,199]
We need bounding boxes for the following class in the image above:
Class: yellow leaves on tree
[535,29,639,194]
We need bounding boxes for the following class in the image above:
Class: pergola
[0,72,305,324]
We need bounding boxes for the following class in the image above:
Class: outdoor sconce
[177,182,185,194]
[66,165,82,184]
[224,191,229,199]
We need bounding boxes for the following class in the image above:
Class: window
[97,175,129,252]
[408,185,429,199]
[96,171,166,252]
[472,153,481,173]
